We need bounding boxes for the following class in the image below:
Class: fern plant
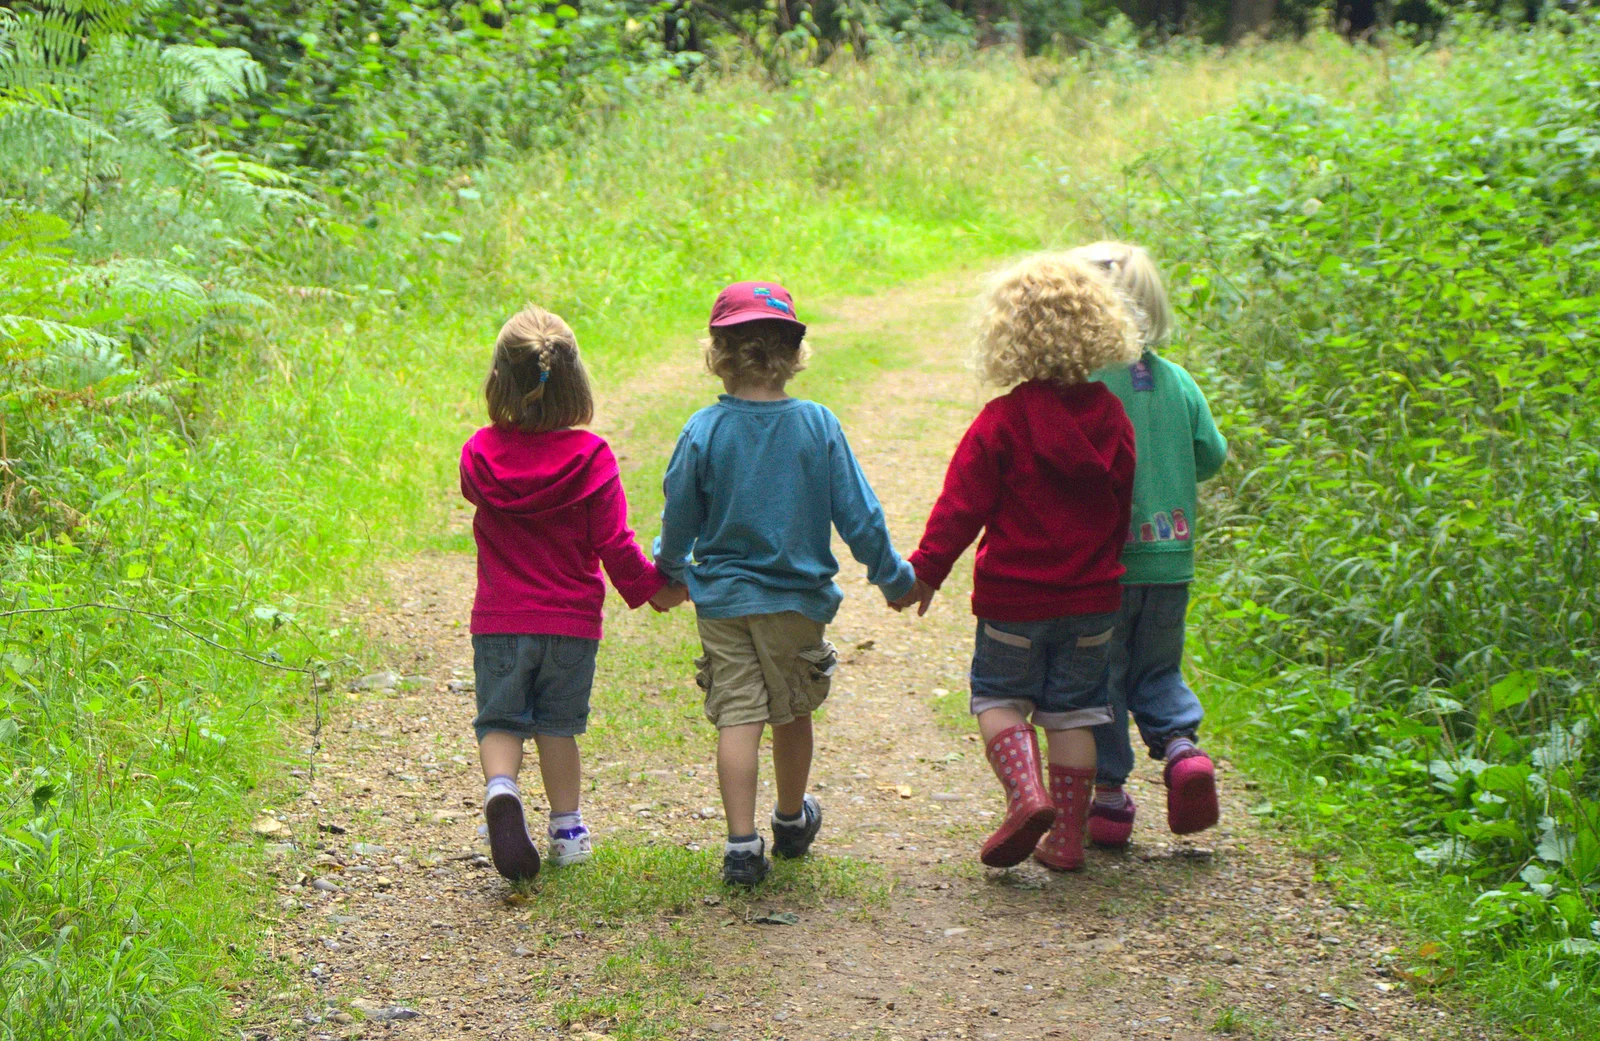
[0,0,301,244]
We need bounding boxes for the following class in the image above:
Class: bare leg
[1043,726,1097,770]
[770,714,813,817]
[532,734,582,815]
[717,722,765,837]
[977,705,1030,744]
[479,731,524,782]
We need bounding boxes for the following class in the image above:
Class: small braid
[485,305,592,431]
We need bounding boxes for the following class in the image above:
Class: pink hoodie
[460,426,666,639]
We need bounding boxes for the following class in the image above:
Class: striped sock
[1165,736,1198,760]
[1094,785,1127,808]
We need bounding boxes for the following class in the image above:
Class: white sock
[484,774,520,807]
[725,833,763,855]
[549,810,584,837]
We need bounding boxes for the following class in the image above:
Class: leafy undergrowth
[3,31,1344,1039]
[1086,14,1599,1038]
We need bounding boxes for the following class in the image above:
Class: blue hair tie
[539,370,550,383]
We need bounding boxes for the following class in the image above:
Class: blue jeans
[471,633,598,740]
[1092,585,1204,786]
[968,612,1118,731]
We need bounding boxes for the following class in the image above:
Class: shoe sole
[1033,847,1086,872]
[1087,811,1135,849]
[1168,768,1219,835]
[1088,829,1133,850]
[979,805,1057,868]
[485,794,541,881]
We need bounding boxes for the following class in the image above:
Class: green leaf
[1489,671,1537,712]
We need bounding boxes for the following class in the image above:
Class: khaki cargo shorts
[695,612,838,729]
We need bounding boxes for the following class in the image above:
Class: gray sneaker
[771,794,823,859]
[722,839,770,887]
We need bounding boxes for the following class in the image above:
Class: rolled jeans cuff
[970,695,1113,731]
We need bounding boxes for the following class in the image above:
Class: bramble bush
[1089,13,1600,1033]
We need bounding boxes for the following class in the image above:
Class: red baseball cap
[708,281,805,335]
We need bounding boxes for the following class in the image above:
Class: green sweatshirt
[1092,350,1228,585]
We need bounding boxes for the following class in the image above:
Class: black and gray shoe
[484,792,541,882]
[771,794,823,859]
[722,839,771,887]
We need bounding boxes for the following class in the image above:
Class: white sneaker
[548,824,592,867]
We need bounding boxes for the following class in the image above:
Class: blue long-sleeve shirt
[654,395,916,623]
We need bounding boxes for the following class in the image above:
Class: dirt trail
[253,271,1483,1041]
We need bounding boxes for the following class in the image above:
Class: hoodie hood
[1014,380,1128,478]
[460,426,617,517]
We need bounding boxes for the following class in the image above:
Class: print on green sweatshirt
[1092,350,1228,585]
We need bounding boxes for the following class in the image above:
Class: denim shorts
[968,612,1117,730]
[471,633,597,740]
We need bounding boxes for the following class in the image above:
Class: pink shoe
[1165,747,1219,835]
[979,724,1056,868]
[1034,765,1095,872]
[1087,790,1136,848]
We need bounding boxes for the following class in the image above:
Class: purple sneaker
[1087,790,1136,848]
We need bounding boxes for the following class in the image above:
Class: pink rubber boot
[979,724,1056,868]
[1034,765,1096,872]
[1087,787,1136,848]
[1165,747,1219,835]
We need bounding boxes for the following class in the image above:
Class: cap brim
[709,308,806,335]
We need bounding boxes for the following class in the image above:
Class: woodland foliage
[1,0,1595,1037]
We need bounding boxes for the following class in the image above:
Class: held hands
[888,577,937,617]
[649,583,690,613]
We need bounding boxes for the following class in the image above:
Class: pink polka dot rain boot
[980,723,1056,868]
[1034,765,1096,872]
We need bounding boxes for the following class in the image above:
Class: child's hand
[649,583,690,613]
[889,578,936,617]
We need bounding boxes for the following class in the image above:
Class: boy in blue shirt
[656,282,916,885]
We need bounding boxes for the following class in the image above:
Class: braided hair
[484,305,595,432]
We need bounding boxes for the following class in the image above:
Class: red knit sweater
[907,381,1136,622]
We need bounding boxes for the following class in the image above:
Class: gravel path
[248,271,1483,1041]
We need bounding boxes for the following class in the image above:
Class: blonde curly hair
[975,253,1143,388]
[1065,240,1173,346]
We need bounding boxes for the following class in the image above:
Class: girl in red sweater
[894,255,1141,871]
[460,305,685,881]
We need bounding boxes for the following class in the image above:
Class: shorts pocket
[794,641,838,712]
[1061,629,1113,692]
[474,635,518,679]
[552,635,594,670]
[693,654,713,694]
[974,623,1033,684]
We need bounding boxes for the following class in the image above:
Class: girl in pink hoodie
[460,305,685,881]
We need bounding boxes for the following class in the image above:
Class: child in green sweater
[1071,241,1229,845]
